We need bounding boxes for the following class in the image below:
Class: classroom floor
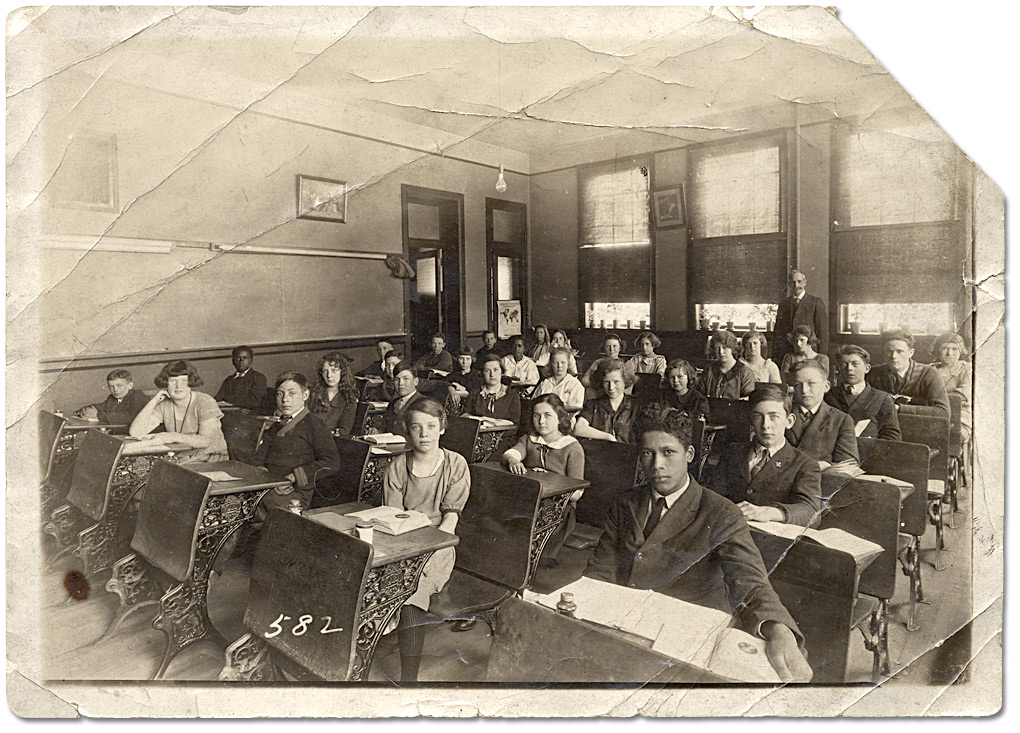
[39,483,973,687]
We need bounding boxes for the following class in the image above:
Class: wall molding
[41,234,395,261]
[37,334,407,374]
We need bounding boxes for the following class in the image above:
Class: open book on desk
[460,415,516,428]
[525,577,779,682]
[748,521,883,565]
[346,505,431,535]
[363,432,406,445]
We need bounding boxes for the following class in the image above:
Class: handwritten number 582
[264,613,344,638]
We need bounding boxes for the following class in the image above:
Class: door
[402,186,464,360]
[486,198,528,337]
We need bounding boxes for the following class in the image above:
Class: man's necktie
[749,445,769,478]
[644,495,667,538]
[278,413,293,426]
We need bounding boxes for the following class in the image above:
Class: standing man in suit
[774,270,828,365]
[586,404,813,682]
[214,346,268,411]
[786,360,859,467]
[867,330,951,419]
[709,384,822,527]
[826,344,901,441]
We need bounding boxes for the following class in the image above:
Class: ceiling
[10,5,920,169]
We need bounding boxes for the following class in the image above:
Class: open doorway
[402,185,463,361]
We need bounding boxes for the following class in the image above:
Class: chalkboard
[245,508,372,681]
[689,238,787,304]
[131,459,211,582]
[66,430,123,521]
[65,251,403,358]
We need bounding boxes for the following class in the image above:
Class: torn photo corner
[6,4,1003,719]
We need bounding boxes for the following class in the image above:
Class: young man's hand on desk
[274,475,297,495]
[762,621,813,682]
[737,502,784,523]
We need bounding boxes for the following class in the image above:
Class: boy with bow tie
[708,384,822,526]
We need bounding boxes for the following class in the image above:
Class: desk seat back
[245,509,371,681]
[898,414,950,483]
[947,394,963,455]
[575,438,639,526]
[631,373,661,403]
[706,398,751,447]
[131,460,211,582]
[221,412,268,465]
[821,478,902,600]
[441,417,482,463]
[858,438,929,538]
[351,401,371,437]
[310,438,370,509]
[456,464,543,591]
[39,411,66,480]
[66,430,124,521]
[750,532,858,684]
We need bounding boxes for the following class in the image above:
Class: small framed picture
[652,184,686,229]
[297,175,347,223]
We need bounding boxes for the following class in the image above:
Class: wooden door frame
[485,197,529,335]
[401,185,466,354]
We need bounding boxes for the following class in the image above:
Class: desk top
[180,460,292,495]
[305,502,459,567]
[60,416,128,431]
[344,436,411,455]
[119,436,192,456]
[474,461,590,498]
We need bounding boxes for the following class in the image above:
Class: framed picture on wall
[47,130,119,212]
[652,184,686,229]
[297,174,347,222]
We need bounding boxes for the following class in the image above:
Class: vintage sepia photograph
[5,4,1004,719]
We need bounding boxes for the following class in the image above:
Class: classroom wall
[29,74,528,411]
[529,169,580,330]
[652,149,690,330]
[795,122,833,307]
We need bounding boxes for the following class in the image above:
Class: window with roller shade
[578,159,651,326]
[688,138,787,326]
[832,121,962,335]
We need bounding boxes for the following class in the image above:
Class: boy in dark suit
[254,371,341,514]
[709,384,822,526]
[867,330,951,419]
[774,270,828,363]
[586,404,813,682]
[826,344,901,441]
[786,360,860,468]
[358,339,394,379]
[214,346,268,411]
[74,369,149,426]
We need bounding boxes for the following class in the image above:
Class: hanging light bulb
[495,163,507,193]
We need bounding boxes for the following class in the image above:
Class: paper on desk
[363,432,406,445]
[196,471,245,482]
[860,474,912,489]
[747,520,810,541]
[368,401,388,409]
[668,627,782,684]
[854,419,871,436]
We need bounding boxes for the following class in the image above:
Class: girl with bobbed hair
[129,360,229,463]
[574,358,639,443]
[698,331,755,399]
[627,330,666,378]
[741,330,782,384]
[780,325,829,380]
[659,359,710,421]
[930,331,971,443]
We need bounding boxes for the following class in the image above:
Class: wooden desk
[489,597,728,684]
[353,400,389,437]
[40,414,127,513]
[575,439,640,526]
[473,462,588,581]
[750,529,862,683]
[898,414,951,570]
[354,437,411,507]
[103,460,289,678]
[220,503,457,682]
[43,433,187,577]
[221,411,276,464]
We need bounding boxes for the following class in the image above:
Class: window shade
[689,144,780,239]
[835,124,958,227]
[579,161,650,247]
